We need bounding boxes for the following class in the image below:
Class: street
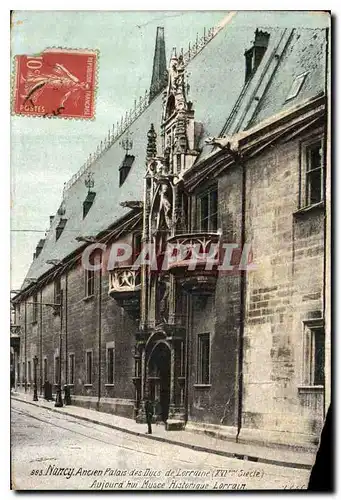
[11,399,310,490]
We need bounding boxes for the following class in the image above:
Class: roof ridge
[62,20,228,195]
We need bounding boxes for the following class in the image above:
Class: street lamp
[55,290,63,408]
[45,259,64,408]
[33,355,38,401]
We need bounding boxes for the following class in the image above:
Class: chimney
[149,27,167,103]
[244,29,270,83]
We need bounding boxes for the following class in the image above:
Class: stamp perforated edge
[11,47,100,121]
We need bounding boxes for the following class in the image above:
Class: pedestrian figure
[145,399,153,434]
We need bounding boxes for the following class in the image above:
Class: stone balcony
[10,324,21,350]
[166,232,221,294]
[108,266,141,315]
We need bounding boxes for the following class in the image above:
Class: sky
[10,10,225,290]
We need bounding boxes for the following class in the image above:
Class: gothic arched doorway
[147,341,171,422]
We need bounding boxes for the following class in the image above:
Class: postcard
[10,9,331,491]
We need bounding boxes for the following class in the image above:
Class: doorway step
[166,419,185,431]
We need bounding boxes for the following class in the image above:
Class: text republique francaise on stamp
[12,48,98,119]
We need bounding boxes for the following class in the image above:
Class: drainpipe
[24,300,27,393]
[184,294,192,424]
[97,262,102,411]
[39,290,43,395]
[236,155,246,442]
[65,272,68,388]
[184,194,193,424]
[323,26,330,418]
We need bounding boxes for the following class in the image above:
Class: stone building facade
[11,11,331,450]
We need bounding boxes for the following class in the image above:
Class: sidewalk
[11,392,315,471]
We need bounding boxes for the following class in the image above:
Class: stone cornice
[184,94,326,192]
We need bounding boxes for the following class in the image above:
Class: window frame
[301,318,325,388]
[85,349,93,386]
[300,135,325,210]
[196,186,218,232]
[285,72,308,102]
[84,256,95,298]
[196,332,211,386]
[106,342,115,386]
[32,294,38,323]
[54,278,62,315]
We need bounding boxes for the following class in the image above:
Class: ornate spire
[149,27,167,103]
[146,124,157,161]
[84,171,95,192]
[119,129,133,155]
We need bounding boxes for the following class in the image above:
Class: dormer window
[56,218,67,241]
[57,200,66,216]
[83,191,96,218]
[244,29,270,83]
[35,239,45,258]
[286,72,308,101]
[119,154,135,187]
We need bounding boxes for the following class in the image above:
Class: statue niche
[156,275,170,324]
[151,181,173,233]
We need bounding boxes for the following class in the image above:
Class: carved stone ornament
[156,182,172,230]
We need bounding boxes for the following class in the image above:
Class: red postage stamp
[12,48,98,119]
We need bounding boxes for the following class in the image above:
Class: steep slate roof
[246,27,327,129]
[22,11,329,286]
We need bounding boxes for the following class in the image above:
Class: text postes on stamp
[12,49,98,119]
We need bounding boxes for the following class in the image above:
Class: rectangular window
[54,278,61,314]
[313,328,325,386]
[22,362,25,383]
[68,354,75,385]
[303,320,325,386]
[32,294,38,323]
[54,356,60,385]
[197,333,210,384]
[107,345,115,384]
[86,351,93,385]
[301,139,324,208]
[197,187,218,232]
[85,256,95,297]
